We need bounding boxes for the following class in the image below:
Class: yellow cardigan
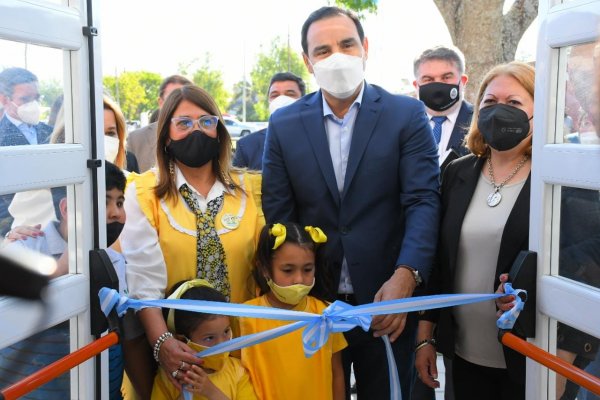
[131,170,264,304]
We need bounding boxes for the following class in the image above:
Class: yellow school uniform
[151,356,257,400]
[130,170,264,303]
[239,295,347,400]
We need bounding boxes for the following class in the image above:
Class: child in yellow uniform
[240,223,347,400]
[151,280,257,400]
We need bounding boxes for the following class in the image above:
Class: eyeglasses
[171,116,219,132]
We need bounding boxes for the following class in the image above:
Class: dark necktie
[431,116,447,144]
[179,184,230,298]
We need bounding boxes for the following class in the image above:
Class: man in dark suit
[413,46,473,175]
[127,75,192,172]
[411,45,473,400]
[0,67,53,235]
[233,72,305,170]
[262,7,440,399]
[0,67,52,147]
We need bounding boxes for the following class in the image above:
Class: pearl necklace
[486,154,529,207]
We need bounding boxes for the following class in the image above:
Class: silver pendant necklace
[486,154,529,207]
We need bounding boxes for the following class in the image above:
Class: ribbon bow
[305,226,327,244]
[269,223,286,250]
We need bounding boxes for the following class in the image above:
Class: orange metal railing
[501,331,600,396]
[0,331,119,400]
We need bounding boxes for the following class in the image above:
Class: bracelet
[415,338,436,353]
[153,332,173,363]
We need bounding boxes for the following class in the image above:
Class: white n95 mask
[104,135,120,163]
[268,95,298,115]
[15,100,41,125]
[312,53,364,99]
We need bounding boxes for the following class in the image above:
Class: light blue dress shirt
[321,83,365,294]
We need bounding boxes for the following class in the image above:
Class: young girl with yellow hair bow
[240,222,347,400]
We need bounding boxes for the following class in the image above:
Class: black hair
[269,72,306,96]
[168,280,228,338]
[105,161,126,192]
[252,222,333,303]
[50,186,67,222]
[0,67,38,97]
[301,6,364,55]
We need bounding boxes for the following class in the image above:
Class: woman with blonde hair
[103,96,139,172]
[415,61,535,400]
[119,84,264,398]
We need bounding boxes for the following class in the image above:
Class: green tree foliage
[103,71,162,121]
[228,80,259,122]
[38,79,62,109]
[189,56,231,113]
[250,37,311,121]
[335,0,378,15]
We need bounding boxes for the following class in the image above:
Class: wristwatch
[396,265,423,286]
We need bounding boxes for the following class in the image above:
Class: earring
[169,160,175,178]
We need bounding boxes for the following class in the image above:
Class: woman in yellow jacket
[119,85,264,399]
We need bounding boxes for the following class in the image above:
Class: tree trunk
[433,0,538,104]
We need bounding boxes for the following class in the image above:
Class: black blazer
[440,101,473,173]
[425,154,531,383]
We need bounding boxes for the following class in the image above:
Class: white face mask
[311,53,365,99]
[104,135,120,163]
[268,95,298,115]
[13,100,41,125]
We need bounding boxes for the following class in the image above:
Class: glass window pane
[553,320,600,400]
[0,39,67,146]
[558,186,600,290]
[0,319,71,398]
[0,186,68,273]
[563,42,600,145]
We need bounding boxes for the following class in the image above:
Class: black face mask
[418,81,460,112]
[167,130,220,168]
[106,221,124,247]
[478,104,532,151]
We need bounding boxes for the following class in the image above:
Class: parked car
[223,117,253,137]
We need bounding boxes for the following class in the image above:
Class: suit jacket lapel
[300,92,340,204]
[343,83,382,196]
[495,175,531,279]
[446,101,473,152]
[445,156,485,275]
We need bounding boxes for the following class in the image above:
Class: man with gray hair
[0,67,52,146]
[412,45,473,400]
[413,45,472,173]
[0,67,53,236]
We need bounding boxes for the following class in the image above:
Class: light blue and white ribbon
[496,283,527,330]
[99,288,524,400]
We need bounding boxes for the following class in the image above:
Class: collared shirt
[427,100,463,165]
[321,83,365,294]
[322,83,365,193]
[5,112,38,145]
[174,166,228,214]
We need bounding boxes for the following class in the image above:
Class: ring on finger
[171,369,179,379]
[180,360,186,370]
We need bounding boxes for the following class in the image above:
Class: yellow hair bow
[269,223,287,250]
[305,226,327,244]
[166,279,213,333]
